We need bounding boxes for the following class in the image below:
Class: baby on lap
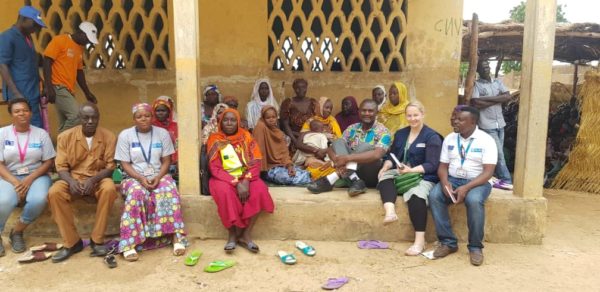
[293,120,331,168]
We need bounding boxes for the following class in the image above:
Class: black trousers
[331,139,382,188]
[378,179,427,231]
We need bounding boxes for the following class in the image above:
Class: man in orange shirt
[43,22,99,133]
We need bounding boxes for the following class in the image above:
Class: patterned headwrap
[132,103,152,115]
[203,85,223,102]
[374,85,387,111]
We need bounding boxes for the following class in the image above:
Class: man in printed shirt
[43,21,99,133]
[308,99,391,196]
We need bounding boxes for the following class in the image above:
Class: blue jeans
[429,176,492,251]
[0,175,51,232]
[267,166,312,185]
[481,128,512,183]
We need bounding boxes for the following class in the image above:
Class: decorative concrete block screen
[32,0,171,70]
[268,0,407,72]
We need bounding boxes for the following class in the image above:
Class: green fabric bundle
[394,173,423,194]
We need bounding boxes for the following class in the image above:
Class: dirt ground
[1,189,599,291]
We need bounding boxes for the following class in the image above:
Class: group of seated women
[0,76,458,261]
[200,78,447,255]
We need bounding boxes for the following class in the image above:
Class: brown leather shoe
[433,244,458,258]
[469,250,484,266]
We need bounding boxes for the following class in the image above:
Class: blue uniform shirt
[0,26,42,128]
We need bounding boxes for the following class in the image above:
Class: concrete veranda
[0,189,598,291]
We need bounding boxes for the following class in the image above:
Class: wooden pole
[495,54,504,78]
[463,13,479,105]
[572,61,579,98]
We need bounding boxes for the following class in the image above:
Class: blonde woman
[377,101,442,256]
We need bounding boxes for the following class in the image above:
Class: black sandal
[238,240,260,253]
[224,241,236,253]
[103,246,117,268]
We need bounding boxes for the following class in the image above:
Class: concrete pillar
[173,0,201,195]
[513,0,556,198]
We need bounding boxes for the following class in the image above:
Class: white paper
[421,250,436,260]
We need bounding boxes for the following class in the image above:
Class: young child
[293,120,331,169]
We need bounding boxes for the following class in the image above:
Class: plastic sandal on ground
[17,251,52,264]
[322,277,349,290]
[277,251,297,265]
[204,260,236,273]
[357,240,389,249]
[295,241,316,256]
[184,250,203,266]
[30,242,63,252]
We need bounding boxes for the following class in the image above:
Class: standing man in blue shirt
[470,59,513,190]
[0,6,46,129]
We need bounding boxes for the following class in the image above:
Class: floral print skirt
[118,175,186,253]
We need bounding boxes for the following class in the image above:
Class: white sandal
[123,249,139,261]
[404,244,425,256]
[173,242,186,256]
[383,213,399,225]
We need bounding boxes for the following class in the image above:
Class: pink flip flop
[322,277,349,290]
[357,240,389,249]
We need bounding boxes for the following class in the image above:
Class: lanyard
[13,126,31,164]
[135,128,153,164]
[403,141,410,164]
[24,36,33,49]
[457,135,474,167]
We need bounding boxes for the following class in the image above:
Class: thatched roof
[461,21,600,63]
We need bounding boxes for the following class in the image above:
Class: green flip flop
[204,260,236,273]
[277,250,297,265]
[184,250,203,266]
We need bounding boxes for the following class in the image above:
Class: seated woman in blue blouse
[377,101,442,256]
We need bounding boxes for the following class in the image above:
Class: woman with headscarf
[280,78,317,148]
[253,106,311,185]
[246,79,279,130]
[300,96,342,139]
[115,103,186,261]
[335,96,360,132]
[200,103,229,195]
[373,85,387,111]
[202,85,223,127]
[202,103,229,145]
[207,108,274,253]
[152,97,178,168]
[378,82,410,134]
[223,96,249,129]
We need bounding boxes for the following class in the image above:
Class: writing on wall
[434,18,461,36]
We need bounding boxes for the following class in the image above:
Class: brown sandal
[18,251,52,263]
[30,242,63,252]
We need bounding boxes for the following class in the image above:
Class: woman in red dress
[207,108,274,253]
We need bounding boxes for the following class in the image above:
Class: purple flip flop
[322,277,349,290]
[357,240,389,249]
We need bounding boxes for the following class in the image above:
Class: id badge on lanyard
[456,135,473,178]
[13,126,31,175]
[135,129,155,176]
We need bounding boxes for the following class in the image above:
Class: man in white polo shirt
[429,106,497,266]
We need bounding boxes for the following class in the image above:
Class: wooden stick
[495,54,504,78]
[573,61,579,98]
[463,13,479,105]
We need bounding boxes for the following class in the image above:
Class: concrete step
[4,188,546,244]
